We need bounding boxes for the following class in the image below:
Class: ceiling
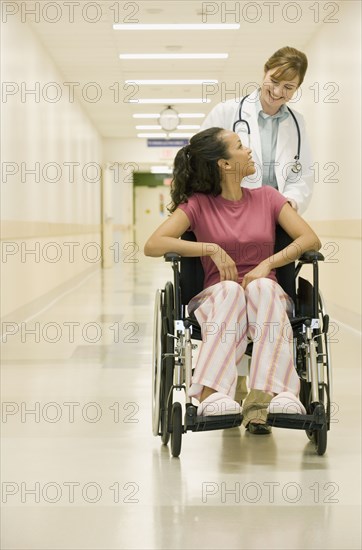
[29,0,326,139]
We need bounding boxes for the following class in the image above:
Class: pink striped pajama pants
[187,278,300,401]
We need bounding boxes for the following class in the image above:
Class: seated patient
[144,127,321,434]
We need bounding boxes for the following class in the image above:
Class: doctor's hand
[210,246,238,282]
[241,262,272,289]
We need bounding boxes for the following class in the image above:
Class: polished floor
[1,257,361,550]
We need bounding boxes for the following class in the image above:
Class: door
[134,185,171,253]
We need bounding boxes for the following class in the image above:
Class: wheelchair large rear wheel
[298,287,331,456]
[152,289,163,436]
[160,282,174,445]
[152,284,175,441]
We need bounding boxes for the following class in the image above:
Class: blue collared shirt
[256,97,289,188]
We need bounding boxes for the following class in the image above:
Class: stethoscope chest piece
[291,156,302,174]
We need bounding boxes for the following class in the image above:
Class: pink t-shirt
[178,186,288,289]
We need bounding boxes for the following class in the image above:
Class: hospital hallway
[1,0,361,548]
[1,255,361,550]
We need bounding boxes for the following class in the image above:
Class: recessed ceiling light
[125,79,218,85]
[130,98,211,104]
[133,114,160,119]
[114,24,239,30]
[133,113,206,119]
[136,125,162,130]
[136,125,200,130]
[137,133,167,138]
[179,113,206,118]
[177,125,200,130]
[119,53,228,60]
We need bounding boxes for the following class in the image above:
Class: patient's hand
[241,263,271,289]
[210,246,238,282]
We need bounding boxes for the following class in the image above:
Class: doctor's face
[261,69,300,110]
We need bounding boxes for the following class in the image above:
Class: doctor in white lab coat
[201,46,313,215]
[201,47,314,409]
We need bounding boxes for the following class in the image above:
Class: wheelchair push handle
[299,250,324,262]
[164,252,181,263]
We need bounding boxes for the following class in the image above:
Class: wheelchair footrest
[267,412,326,430]
[184,404,243,432]
[192,414,243,432]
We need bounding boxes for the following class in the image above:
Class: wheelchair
[152,226,332,457]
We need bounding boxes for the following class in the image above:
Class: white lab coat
[201,88,313,214]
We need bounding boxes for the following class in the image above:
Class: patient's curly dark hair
[168,127,229,213]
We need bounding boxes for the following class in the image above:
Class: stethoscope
[233,93,302,174]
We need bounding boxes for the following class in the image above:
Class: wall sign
[147,139,189,148]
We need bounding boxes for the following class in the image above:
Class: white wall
[1,16,103,318]
[298,0,361,329]
[300,0,361,221]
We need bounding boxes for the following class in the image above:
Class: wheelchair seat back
[180,226,296,305]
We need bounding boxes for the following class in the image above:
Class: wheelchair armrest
[164,252,181,262]
[299,250,324,263]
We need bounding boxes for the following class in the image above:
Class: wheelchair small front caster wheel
[314,424,327,456]
[171,402,182,457]
[306,403,327,456]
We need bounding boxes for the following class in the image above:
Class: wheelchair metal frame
[152,242,332,457]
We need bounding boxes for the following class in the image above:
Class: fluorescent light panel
[136,125,200,130]
[133,113,205,119]
[136,125,162,130]
[177,125,200,130]
[120,53,228,60]
[137,133,195,138]
[130,99,210,104]
[114,24,239,30]
[125,79,218,85]
[137,133,167,138]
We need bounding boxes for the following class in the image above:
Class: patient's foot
[246,421,272,435]
[267,392,306,415]
[197,392,242,417]
[200,386,217,403]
